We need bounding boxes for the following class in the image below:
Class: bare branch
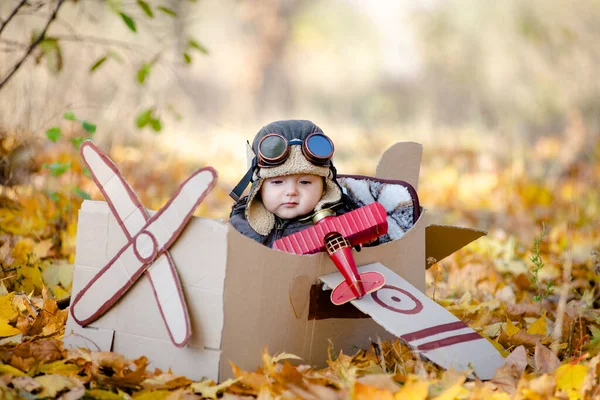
[0,38,28,49]
[0,0,66,91]
[57,35,143,52]
[0,0,28,38]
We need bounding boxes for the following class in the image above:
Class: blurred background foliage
[0,0,598,300]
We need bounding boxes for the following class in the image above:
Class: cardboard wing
[65,141,490,381]
[319,263,504,380]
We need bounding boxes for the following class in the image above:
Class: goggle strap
[229,158,257,202]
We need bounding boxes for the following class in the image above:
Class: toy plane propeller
[70,141,217,347]
[273,202,388,305]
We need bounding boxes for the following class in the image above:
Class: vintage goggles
[257,133,334,168]
[229,133,335,201]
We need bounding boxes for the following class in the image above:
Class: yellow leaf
[49,285,70,301]
[33,239,53,260]
[432,374,467,400]
[141,373,191,390]
[506,319,520,336]
[0,293,18,320]
[18,264,44,294]
[191,378,239,399]
[271,352,303,363]
[12,238,34,263]
[527,314,547,336]
[38,360,81,376]
[489,337,510,357]
[43,262,73,288]
[132,389,171,400]
[394,377,429,400]
[85,389,124,399]
[34,374,78,398]
[555,364,588,400]
[355,382,394,400]
[0,364,26,377]
[0,293,21,337]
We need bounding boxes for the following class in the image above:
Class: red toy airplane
[273,202,388,305]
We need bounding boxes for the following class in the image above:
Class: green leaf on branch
[38,37,63,74]
[157,6,177,17]
[81,121,96,134]
[150,118,162,132]
[44,162,72,177]
[90,56,108,72]
[188,39,208,55]
[136,109,153,128]
[107,0,122,13]
[45,127,61,142]
[71,137,84,149]
[137,63,152,84]
[136,108,162,133]
[107,50,124,63]
[63,111,77,121]
[120,12,137,32]
[183,52,192,64]
[74,187,91,200]
[137,0,154,17]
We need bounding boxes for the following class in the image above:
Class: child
[229,120,357,247]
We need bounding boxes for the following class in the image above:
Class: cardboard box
[64,141,498,381]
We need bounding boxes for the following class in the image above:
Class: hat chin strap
[229,158,257,202]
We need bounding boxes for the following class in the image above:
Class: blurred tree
[0,0,207,133]
[414,0,600,140]
[238,0,301,115]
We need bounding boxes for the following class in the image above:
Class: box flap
[375,142,422,190]
[425,225,486,268]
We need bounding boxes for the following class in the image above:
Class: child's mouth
[283,202,298,207]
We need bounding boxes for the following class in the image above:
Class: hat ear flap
[246,140,256,170]
[245,180,276,236]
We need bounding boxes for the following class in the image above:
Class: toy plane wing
[273,202,387,255]
[319,262,504,380]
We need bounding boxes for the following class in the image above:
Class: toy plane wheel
[330,271,386,305]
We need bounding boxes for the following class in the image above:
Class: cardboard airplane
[64,141,504,381]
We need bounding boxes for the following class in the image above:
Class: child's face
[260,174,324,220]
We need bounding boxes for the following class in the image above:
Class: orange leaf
[355,381,394,400]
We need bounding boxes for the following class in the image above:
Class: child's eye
[270,180,283,185]
[299,180,312,185]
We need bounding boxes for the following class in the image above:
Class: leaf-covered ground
[0,133,599,399]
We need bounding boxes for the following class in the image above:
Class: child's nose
[285,182,298,196]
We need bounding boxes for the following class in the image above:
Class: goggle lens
[259,135,288,162]
[305,134,333,159]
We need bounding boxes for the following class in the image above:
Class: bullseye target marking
[371,285,423,314]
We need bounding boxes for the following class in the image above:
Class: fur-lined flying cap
[243,120,343,236]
